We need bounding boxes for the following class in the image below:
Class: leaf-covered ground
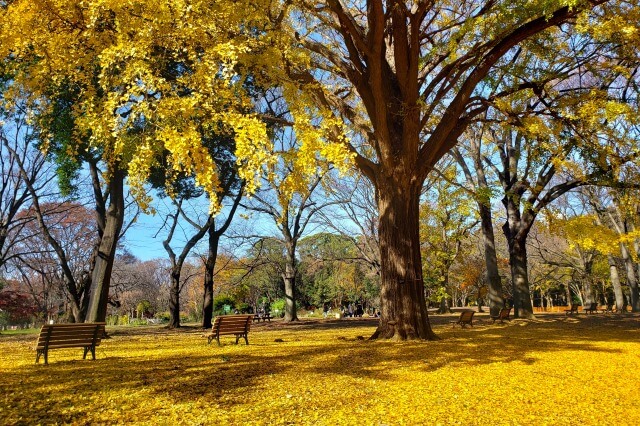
[1,313,639,425]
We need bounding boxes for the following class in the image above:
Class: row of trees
[1,1,639,340]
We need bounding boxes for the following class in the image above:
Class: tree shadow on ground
[2,314,638,423]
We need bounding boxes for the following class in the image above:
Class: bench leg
[235,335,240,345]
[244,334,249,345]
[216,337,221,346]
[36,350,42,364]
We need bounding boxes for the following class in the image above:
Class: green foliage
[136,300,153,318]
[235,302,251,313]
[213,295,236,313]
[428,287,450,304]
[298,232,380,308]
[271,299,286,317]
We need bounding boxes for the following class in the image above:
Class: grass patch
[1,314,639,425]
[0,328,39,336]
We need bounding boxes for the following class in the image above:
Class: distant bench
[206,314,253,346]
[253,314,273,322]
[583,302,598,314]
[491,307,512,324]
[35,322,105,365]
[564,305,579,315]
[451,311,475,328]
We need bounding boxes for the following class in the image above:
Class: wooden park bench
[253,314,273,322]
[206,314,253,346]
[490,307,512,324]
[583,302,598,314]
[451,310,475,328]
[35,322,105,365]
[564,304,579,315]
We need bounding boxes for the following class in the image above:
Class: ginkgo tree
[0,0,275,321]
[3,0,638,338]
[273,0,634,338]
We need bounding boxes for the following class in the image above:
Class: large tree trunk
[282,254,298,322]
[606,255,625,312]
[201,228,219,329]
[502,190,535,319]
[620,243,640,312]
[582,261,596,306]
[507,235,535,319]
[168,268,181,328]
[68,294,82,323]
[371,180,436,340]
[478,202,503,317]
[582,280,595,306]
[85,167,125,323]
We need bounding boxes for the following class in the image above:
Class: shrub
[0,291,39,325]
[213,295,236,313]
[136,300,153,318]
[271,299,286,317]
[235,302,251,313]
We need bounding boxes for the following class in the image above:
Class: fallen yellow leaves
[1,315,639,425]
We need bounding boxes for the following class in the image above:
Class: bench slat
[39,329,103,338]
[217,329,249,334]
[35,322,105,365]
[208,315,252,345]
[37,341,102,350]
[40,323,105,327]
[37,337,101,346]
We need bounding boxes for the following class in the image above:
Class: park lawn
[1,315,639,425]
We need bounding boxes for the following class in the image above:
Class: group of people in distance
[322,302,378,318]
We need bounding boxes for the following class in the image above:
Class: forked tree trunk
[202,189,242,328]
[507,236,535,319]
[371,180,436,340]
[86,168,125,323]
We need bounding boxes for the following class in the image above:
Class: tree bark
[168,268,181,328]
[582,260,596,306]
[501,187,535,319]
[202,188,242,328]
[506,234,535,319]
[606,255,625,312]
[620,243,640,312]
[282,248,298,322]
[86,167,125,323]
[201,228,219,329]
[165,208,213,329]
[479,202,504,317]
[371,180,437,340]
[454,145,504,318]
